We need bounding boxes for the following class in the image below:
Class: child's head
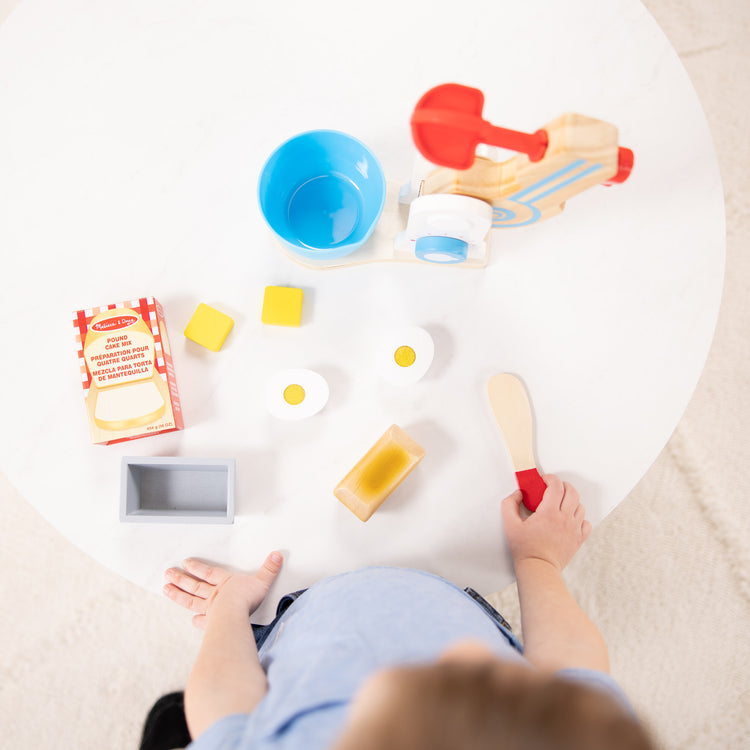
[333,641,655,750]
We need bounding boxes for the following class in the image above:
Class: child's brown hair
[334,660,655,750]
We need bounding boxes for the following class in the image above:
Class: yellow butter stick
[334,424,425,522]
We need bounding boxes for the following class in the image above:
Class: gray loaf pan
[121,456,235,523]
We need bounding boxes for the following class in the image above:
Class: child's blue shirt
[187,567,631,750]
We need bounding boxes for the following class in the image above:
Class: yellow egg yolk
[283,384,306,405]
[394,345,416,368]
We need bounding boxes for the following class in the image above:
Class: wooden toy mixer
[259,83,633,269]
[411,83,634,231]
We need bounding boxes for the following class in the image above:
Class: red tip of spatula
[515,468,547,512]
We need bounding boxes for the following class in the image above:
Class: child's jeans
[251,589,307,650]
[252,587,523,653]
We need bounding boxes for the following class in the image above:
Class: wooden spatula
[487,373,547,511]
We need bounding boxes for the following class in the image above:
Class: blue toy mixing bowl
[258,130,386,261]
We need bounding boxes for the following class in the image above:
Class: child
[140,475,654,750]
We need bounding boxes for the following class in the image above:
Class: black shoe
[139,692,191,750]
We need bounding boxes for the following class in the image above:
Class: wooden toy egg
[266,369,329,420]
[378,327,434,385]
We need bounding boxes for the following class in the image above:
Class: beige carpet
[1,1,748,748]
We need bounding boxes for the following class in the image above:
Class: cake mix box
[73,297,184,444]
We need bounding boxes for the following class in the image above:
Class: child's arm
[163,552,283,739]
[501,476,609,673]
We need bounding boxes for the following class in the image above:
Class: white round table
[0,0,724,619]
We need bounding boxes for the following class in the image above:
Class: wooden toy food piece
[261,286,304,327]
[423,112,632,229]
[334,425,425,521]
[487,374,547,511]
[266,368,329,420]
[378,326,435,385]
[184,303,235,351]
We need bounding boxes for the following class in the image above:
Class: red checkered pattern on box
[73,297,166,395]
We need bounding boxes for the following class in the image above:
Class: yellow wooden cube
[261,286,303,327]
[184,303,234,352]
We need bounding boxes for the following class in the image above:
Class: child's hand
[163,551,283,629]
[501,475,592,572]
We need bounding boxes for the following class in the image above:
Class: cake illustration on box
[74,297,183,444]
